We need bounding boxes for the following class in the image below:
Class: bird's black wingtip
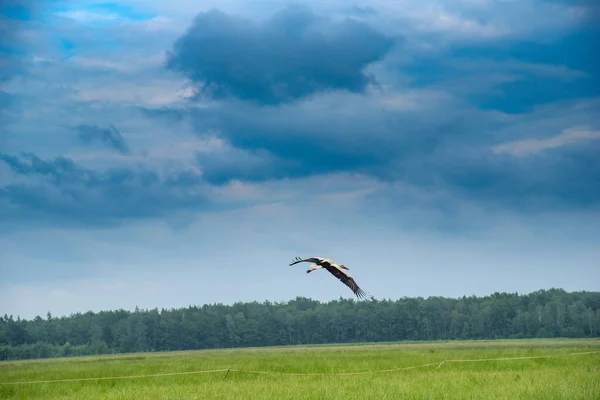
[355,288,375,301]
[289,256,303,266]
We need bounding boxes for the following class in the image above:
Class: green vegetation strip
[1,340,599,400]
[1,344,599,384]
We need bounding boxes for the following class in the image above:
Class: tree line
[1,288,599,360]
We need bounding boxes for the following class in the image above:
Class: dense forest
[1,288,599,361]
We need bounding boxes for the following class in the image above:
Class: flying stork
[289,256,373,300]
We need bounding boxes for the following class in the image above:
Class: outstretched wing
[323,265,372,300]
[289,256,324,266]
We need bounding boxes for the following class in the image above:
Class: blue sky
[1,0,599,319]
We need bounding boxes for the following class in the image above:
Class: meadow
[0,339,599,399]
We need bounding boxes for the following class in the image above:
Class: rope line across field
[1,350,599,385]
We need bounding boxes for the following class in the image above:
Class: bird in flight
[289,256,373,300]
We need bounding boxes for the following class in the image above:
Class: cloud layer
[0,152,211,228]
[1,1,599,228]
[75,124,130,154]
[164,4,395,105]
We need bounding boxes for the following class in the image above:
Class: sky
[1,0,599,319]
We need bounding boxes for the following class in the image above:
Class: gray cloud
[395,37,598,114]
[137,106,185,124]
[1,1,61,83]
[164,4,395,105]
[167,93,500,180]
[492,128,600,156]
[415,140,600,211]
[538,0,600,21]
[195,146,291,185]
[0,1,30,83]
[0,152,216,228]
[141,89,600,213]
[3,0,599,231]
[75,124,130,154]
[345,5,378,17]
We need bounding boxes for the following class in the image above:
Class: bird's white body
[307,263,321,272]
[306,258,347,274]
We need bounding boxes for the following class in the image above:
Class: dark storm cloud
[164,4,395,105]
[0,152,215,227]
[3,0,599,231]
[398,26,599,114]
[195,147,293,185]
[181,95,498,181]
[142,90,600,212]
[75,124,130,154]
[404,139,600,211]
[151,3,599,211]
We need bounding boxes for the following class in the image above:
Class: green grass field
[1,339,599,399]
